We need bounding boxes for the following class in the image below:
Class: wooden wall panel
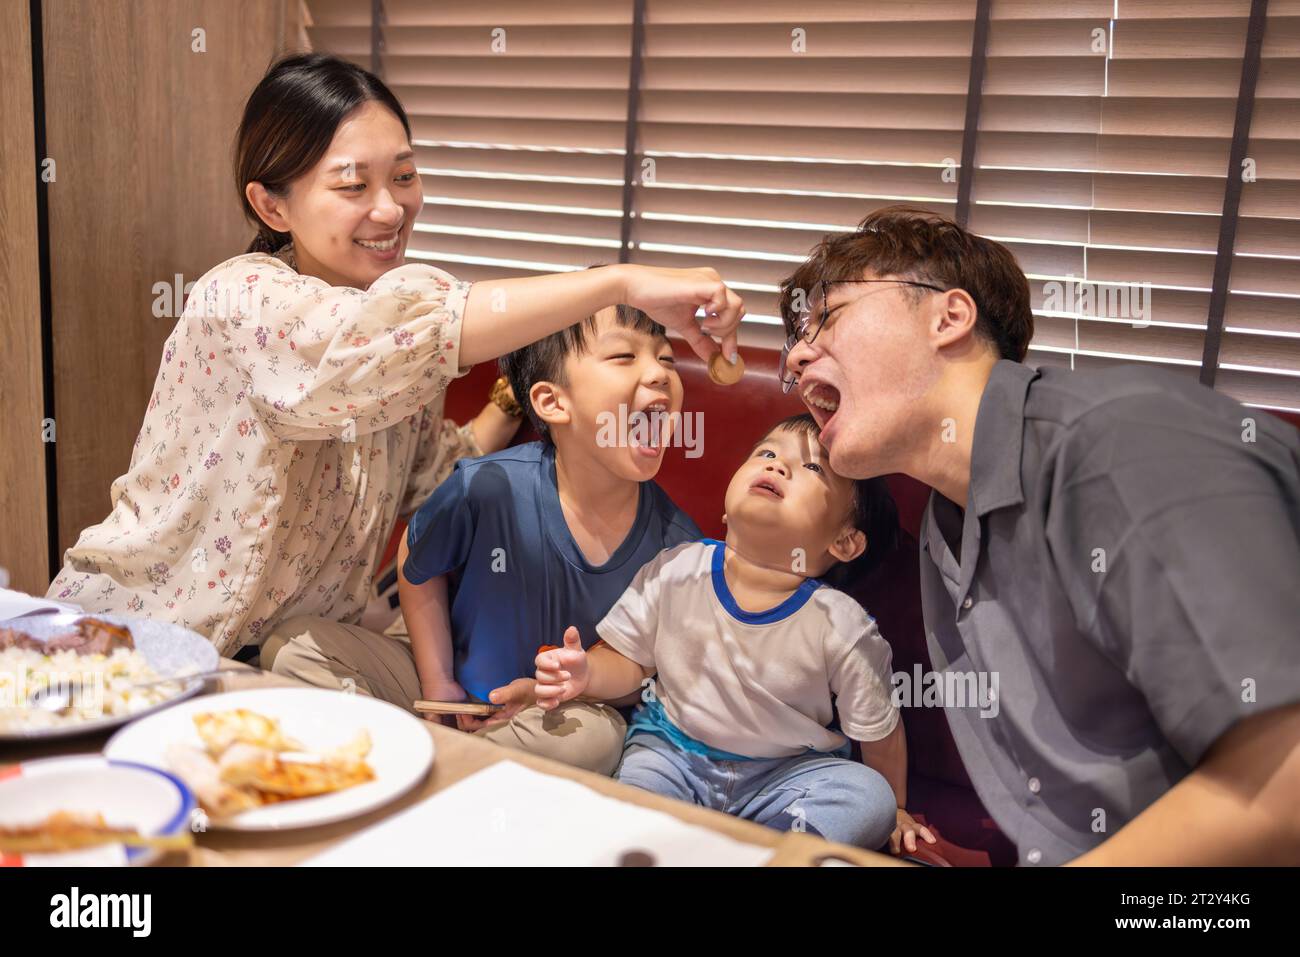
[0,0,52,596]
[40,0,301,578]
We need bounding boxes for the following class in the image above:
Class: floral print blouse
[46,244,480,656]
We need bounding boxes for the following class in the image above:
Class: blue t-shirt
[403,441,702,701]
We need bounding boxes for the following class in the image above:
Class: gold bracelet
[489,376,524,418]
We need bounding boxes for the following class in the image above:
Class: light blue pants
[615,731,897,849]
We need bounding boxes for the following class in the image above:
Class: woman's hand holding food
[533,626,590,711]
[618,265,745,365]
[462,265,744,369]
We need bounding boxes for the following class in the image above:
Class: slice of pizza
[217,735,374,799]
[193,709,303,757]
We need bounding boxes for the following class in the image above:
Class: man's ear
[530,380,570,432]
[245,181,291,233]
[932,287,979,350]
[828,526,866,565]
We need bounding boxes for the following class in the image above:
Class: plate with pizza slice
[103,687,434,830]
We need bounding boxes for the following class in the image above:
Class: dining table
[5,659,910,867]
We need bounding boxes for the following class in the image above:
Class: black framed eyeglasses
[778,279,947,394]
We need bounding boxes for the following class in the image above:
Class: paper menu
[301,760,775,867]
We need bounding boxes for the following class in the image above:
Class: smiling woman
[45,53,745,658]
[236,55,423,288]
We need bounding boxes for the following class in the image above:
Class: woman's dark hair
[234,52,413,254]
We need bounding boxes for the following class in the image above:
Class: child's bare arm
[583,642,654,701]
[397,535,462,702]
[858,719,908,806]
[534,626,652,710]
[858,720,937,854]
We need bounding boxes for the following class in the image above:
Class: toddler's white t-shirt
[595,540,899,759]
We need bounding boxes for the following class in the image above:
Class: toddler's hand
[890,808,938,856]
[533,626,590,711]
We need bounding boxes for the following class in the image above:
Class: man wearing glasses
[779,205,1300,866]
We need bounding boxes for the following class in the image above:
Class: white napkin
[302,759,774,867]
[0,587,82,625]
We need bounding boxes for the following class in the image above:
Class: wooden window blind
[972,0,1299,411]
[303,0,1300,410]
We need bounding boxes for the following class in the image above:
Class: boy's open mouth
[628,400,670,457]
[749,476,784,499]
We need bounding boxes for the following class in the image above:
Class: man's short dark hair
[779,204,1034,362]
[498,294,667,443]
[760,413,899,589]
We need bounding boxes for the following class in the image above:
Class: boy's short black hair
[760,413,900,589]
[498,272,667,442]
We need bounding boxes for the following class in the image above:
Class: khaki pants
[259,615,627,776]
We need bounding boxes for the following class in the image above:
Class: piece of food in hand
[193,708,303,756]
[707,351,745,385]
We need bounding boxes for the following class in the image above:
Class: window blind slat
[410,115,626,151]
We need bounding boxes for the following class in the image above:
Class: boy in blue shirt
[397,304,701,774]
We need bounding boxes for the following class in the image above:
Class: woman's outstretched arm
[460,264,744,368]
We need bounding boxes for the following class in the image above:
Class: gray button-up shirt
[920,360,1300,865]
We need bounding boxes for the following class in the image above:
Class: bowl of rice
[0,614,219,740]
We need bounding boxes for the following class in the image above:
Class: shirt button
[1026,848,1042,865]
[1028,777,1041,794]
[961,596,973,610]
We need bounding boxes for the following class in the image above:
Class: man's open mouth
[802,381,840,427]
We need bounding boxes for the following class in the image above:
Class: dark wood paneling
[0,0,52,596]
[41,0,297,571]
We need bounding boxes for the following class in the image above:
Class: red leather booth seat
[431,341,1300,866]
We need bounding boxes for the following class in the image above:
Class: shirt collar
[968,359,1039,518]
[919,359,1039,610]
[272,242,298,272]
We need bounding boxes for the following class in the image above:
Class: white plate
[0,613,220,741]
[103,687,434,831]
[0,755,195,866]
